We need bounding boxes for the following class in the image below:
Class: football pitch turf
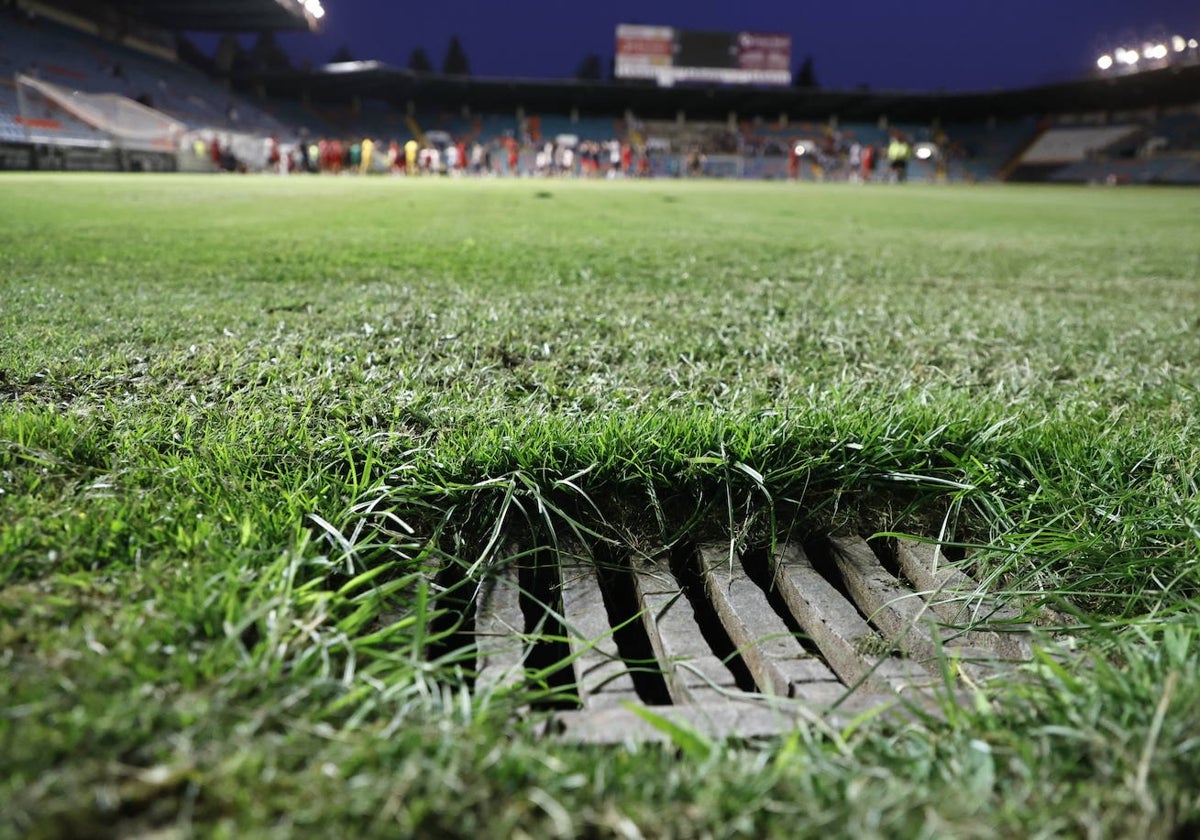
[2,174,1200,837]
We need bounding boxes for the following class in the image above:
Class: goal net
[15,73,184,152]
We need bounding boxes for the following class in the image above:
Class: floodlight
[1150,44,1168,59]
[323,60,386,73]
[1119,48,1139,65]
[1190,39,1199,50]
[1096,54,1114,70]
[1172,35,1187,52]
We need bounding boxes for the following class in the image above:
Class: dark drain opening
[941,542,967,563]
[803,536,854,601]
[867,536,903,579]
[804,536,893,640]
[670,542,756,693]
[740,545,833,666]
[519,544,576,710]
[593,545,672,706]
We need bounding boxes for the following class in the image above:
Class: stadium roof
[248,61,1200,124]
[110,0,320,32]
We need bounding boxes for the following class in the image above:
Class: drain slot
[697,545,841,699]
[560,556,644,708]
[630,563,741,704]
[670,542,757,693]
[805,536,893,640]
[740,545,832,663]
[868,535,904,579]
[592,545,672,706]
[761,541,929,693]
[829,535,941,665]
[519,544,575,709]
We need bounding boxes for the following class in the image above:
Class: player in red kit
[861,144,876,182]
[506,136,519,175]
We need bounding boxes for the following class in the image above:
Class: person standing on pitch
[404,138,418,175]
[360,137,375,174]
[887,133,912,183]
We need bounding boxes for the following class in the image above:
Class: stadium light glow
[1099,33,1198,75]
[322,60,386,73]
[301,0,325,19]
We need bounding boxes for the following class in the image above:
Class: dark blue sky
[271,0,1197,91]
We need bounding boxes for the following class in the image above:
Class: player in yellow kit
[404,138,418,175]
[360,137,375,174]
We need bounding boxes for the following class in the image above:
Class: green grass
[3,173,1200,838]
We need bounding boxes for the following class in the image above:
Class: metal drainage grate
[458,536,1036,743]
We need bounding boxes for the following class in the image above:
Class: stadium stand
[939,121,1040,182]
[0,8,290,135]
[1022,125,1144,163]
[1148,112,1200,152]
[0,1,316,169]
[1006,124,1147,182]
[641,119,739,155]
[524,114,618,144]
[3,0,1199,183]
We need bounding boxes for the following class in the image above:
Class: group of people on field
[785,130,935,183]
[256,133,655,179]
[197,122,950,182]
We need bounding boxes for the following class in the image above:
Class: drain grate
[460,536,1038,743]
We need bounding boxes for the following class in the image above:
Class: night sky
[265,0,1199,92]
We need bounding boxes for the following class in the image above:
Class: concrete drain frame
[441,535,1040,743]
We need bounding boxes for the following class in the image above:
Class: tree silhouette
[215,34,250,74]
[329,44,355,64]
[250,31,292,71]
[408,47,433,73]
[794,55,819,89]
[175,33,214,73]
[442,35,470,75]
[575,53,602,80]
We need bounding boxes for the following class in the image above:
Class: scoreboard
[615,24,791,86]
